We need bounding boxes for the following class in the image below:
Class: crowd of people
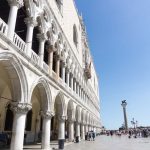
[85,130,96,141]
[104,128,150,138]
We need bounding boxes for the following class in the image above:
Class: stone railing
[31,50,40,65]
[43,62,49,73]
[0,18,8,36]
[13,33,27,53]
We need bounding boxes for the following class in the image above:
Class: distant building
[0,0,101,149]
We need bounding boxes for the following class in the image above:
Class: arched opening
[0,55,26,147]
[15,6,27,41]
[25,110,32,131]
[0,0,10,23]
[32,26,40,54]
[25,81,50,144]
[52,52,57,73]
[4,104,13,131]
[44,41,49,65]
[52,93,64,141]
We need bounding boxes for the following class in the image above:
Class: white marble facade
[0,0,101,149]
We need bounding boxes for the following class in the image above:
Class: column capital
[24,17,37,27]
[7,0,24,8]
[58,116,67,122]
[11,102,32,114]
[41,111,54,119]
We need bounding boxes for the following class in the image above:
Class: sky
[75,0,150,130]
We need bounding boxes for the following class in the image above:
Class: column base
[58,139,65,150]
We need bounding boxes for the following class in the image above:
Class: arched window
[73,25,78,47]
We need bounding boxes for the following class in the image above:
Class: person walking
[92,131,96,141]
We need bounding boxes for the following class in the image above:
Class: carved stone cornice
[24,17,37,27]
[11,102,32,114]
[7,0,24,8]
[41,111,54,119]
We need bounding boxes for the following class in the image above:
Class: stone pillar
[58,116,66,150]
[10,103,32,150]
[74,79,76,92]
[55,56,60,79]
[81,124,85,140]
[48,46,54,75]
[38,33,46,67]
[61,63,66,81]
[25,17,37,56]
[66,69,70,86]
[68,120,74,142]
[70,74,73,90]
[76,122,80,142]
[7,0,23,40]
[41,111,53,150]
[76,83,78,94]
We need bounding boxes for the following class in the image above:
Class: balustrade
[0,18,8,35]
[13,33,26,52]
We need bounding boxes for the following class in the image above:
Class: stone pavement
[65,135,150,150]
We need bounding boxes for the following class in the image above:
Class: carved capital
[24,17,37,27]
[7,0,24,8]
[11,102,32,114]
[58,116,67,122]
[41,111,54,119]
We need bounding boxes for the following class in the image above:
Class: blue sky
[75,0,150,129]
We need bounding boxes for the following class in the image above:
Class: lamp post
[121,100,128,130]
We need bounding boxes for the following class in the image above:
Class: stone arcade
[0,0,101,150]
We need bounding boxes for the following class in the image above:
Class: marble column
[58,116,66,150]
[25,17,37,56]
[74,79,76,92]
[81,124,85,140]
[10,103,32,150]
[76,122,80,141]
[7,0,23,40]
[55,56,60,79]
[48,46,54,75]
[68,120,74,142]
[66,69,70,86]
[70,74,73,90]
[38,33,46,67]
[41,111,53,150]
[61,63,66,81]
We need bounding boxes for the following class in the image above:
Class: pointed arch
[29,77,52,111]
[0,51,28,102]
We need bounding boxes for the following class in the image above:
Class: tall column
[58,116,66,150]
[81,124,85,140]
[70,74,73,90]
[121,100,128,130]
[74,79,76,92]
[25,17,37,56]
[41,111,53,150]
[66,69,70,86]
[55,56,60,79]
[10,103,32,150]
[76,83,78,94]
[61,63,66,81]
[38,33,46,67]
[68,120,74,142]
[7,0,23,40]
[76,122,80,142]
[48,45,55,75]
